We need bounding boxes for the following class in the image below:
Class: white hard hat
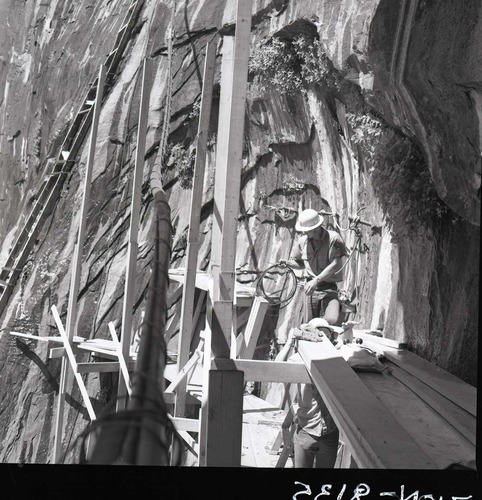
[308,317,330,329]
[295,209,324,232]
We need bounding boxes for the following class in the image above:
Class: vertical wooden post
[175,42,217,418]
[205,369,244,467]
[209,0,252,358]
[53,64,106,464]
[200,0,252,467]
[117,58,152,411]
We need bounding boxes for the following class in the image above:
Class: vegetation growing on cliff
[250,33,450,239]
[249,35,333,95]
[346,112,451,238]
[164,143,196,189]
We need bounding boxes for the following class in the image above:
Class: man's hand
[303,278,318,296]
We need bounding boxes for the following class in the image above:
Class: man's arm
[303,256,343,295]
[275,328,297,362]
[280,237,305,269]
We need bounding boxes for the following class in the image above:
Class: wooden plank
[51,306,96,422]
[204,369,244,466]
[241,422,257,467]
[276,412,296,468]
[241,423,283,468]
[237,296,269,359]
[377,348,476,417]
[359,370,475,468]
[165,340,204,393]
[197,317,212,466]
[177,430,199,463]
[77,361,121,374]
[297,335,436,468]
[164,306,181,345]
[209,0,252,359]
[170,417,200,433]
[243,393,280,412]
[176,41,217,418]
[81,338,116,348]
[213,358,311,384]
[118,58,152,411]
[108,322,132,397]
[169,269,211,291]
[388,364,476,445]
[9,331,85,343]
[49,347,68,359]
[163,391,201,406]
[352,329,406,349]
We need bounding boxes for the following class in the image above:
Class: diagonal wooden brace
[51,305,96,421]
[108,322,132,397]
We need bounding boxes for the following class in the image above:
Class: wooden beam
[77,362,121,374]
[213,358,311,384]
[165,339,204,393]
[358,368,475,468]
[108,322,132,396]
[177,430,198,457]
[9,331,85,343]
[364,344,476,417]
[118,58,152,411]
[209,0,252,358]
[169,416,200,433]
[353,330,406,349]
[297,335,436,468]
[54,64,106,464]
[164,391,201,406]
[389,364,476,445]
[175,41,217,418]
[49,346,79,359]
[197,317,212,466]
[204,369,244,467]
[237,296,269,359]
[164,306,181,345]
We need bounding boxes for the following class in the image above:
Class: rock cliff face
[0,0,479,463]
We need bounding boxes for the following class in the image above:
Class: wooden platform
[297,333,476,469]
[242,394,292,468]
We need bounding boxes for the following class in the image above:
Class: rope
[255,264,298,309]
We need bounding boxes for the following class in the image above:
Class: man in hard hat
[282,208,347,325]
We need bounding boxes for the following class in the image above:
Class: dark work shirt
[291,229,347,282]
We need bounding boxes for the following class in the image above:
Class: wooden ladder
[158,20,175,164]
[0,0,145,316]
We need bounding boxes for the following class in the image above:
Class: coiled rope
[255,263,298,309]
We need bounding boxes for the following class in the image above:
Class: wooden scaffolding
[5,0,477,469]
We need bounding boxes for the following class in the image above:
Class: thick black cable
[255,264,298,309]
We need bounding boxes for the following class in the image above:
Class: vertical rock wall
[0,0,478,463]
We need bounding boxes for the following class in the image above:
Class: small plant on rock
[165,143,196,189]
[283,172,305,196]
